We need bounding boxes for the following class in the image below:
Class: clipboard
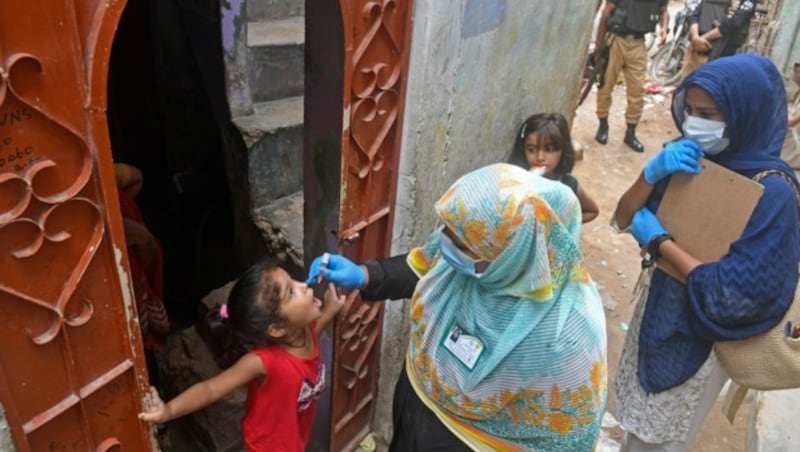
[655,158,764,283]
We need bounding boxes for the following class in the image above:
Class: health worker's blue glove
[643,138,704,184]
[305,254,366,289]
[630,208,668,247]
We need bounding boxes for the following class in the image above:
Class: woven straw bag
[714,170,800,391]
[714,286,800,390]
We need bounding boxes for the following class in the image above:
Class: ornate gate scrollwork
[0,1,152,449]
[331,0,414,450]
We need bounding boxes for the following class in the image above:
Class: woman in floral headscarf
[308,163,607,450]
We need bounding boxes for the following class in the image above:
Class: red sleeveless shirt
[242,325,325,451]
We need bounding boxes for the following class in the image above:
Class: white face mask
[682,115,730,155]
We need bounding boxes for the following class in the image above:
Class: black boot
[624,124,644,153]
[595,118,609,145]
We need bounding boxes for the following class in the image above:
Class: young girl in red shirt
[138,261,347,451]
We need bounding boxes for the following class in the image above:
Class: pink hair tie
[219,304,229,319]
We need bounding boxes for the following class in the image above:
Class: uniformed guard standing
[594,0,668,153]
[681,0,762,80]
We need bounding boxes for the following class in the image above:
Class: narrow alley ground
[572,80,751,450]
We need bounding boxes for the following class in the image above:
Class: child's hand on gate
[138,386,171,424]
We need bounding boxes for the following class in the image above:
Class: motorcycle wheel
[649,41,687,86]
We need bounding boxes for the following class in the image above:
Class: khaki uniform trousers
[680,49,710,82]
[596,34,647,125]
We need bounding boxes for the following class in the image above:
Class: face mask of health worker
[682,114,729,155]
[439,230,485,278]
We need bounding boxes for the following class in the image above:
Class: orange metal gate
[0,1,153,450]
[331,0,414,449]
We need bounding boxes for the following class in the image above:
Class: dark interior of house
[106,0,238,333]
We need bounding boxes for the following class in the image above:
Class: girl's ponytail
[200,303,248,369]
[199,260,283,368]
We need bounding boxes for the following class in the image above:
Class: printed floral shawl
[405,164,607,451]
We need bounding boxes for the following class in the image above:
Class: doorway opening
[106,0,240,371]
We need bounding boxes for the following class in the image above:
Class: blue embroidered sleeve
[686,175,800,341]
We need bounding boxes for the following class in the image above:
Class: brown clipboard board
[655,158,764,283]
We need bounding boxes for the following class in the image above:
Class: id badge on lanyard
[442,322,485,370]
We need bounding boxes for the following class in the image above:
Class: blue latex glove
[630,208,668,247]
[643,138,704,184]
[305,254,366,289]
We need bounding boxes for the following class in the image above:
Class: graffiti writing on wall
[0,107,41,172]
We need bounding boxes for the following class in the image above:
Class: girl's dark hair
[206,260,285,368]
[509,113,575,178]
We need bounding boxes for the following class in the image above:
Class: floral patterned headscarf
[405,164,607,451]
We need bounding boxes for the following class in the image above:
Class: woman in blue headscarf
[308,164,608,451]
[612,54,800,450]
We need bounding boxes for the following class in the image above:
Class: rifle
[577,45,609,106]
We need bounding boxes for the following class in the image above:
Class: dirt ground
[571,76,751,450]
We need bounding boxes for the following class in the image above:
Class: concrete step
[247,17,304,103]
[252,190,304,268]
[247,0,304,22]
[747,388,800,451]
[248,16,304,47]
[233,96,304,208]
[233,95,303,147]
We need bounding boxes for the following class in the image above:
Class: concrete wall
[767,0,800,101]
[373,0,595,444]
[0,405,16,451]
[397,0,594,242]
[747,389,800,451]
[770,0,800,82]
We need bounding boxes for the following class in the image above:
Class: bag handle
[720,170,800,422]
[752,170,800,207]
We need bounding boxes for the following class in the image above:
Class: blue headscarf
[638,55,800,393]
[671,54,796,179]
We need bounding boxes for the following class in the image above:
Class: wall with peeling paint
[770,0,800,82]
[396,0,595,248]
[373,0,596,444]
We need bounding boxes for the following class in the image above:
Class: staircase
[221,0,305,267]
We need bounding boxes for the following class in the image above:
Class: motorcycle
[648,0,700,85]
